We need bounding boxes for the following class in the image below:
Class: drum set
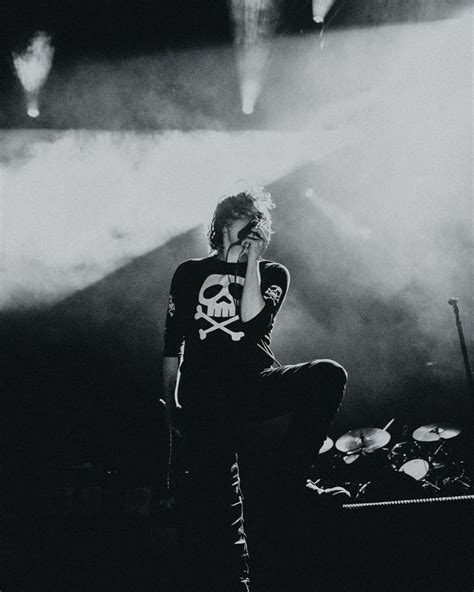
[315,422,472,500]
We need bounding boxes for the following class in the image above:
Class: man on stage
[162,187,347,591]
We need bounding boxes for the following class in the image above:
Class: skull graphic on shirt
[198,274,245,318]
[195,274,245,340]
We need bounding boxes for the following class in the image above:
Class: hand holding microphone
[238,218,269,261]
[225,217,269,262]
[237,219,259,242]
[238,221,255,255]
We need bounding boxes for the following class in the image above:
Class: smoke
[0,127,353,307]
[262,11,473,341]
[38,46,241,130]
[1,11,471,390]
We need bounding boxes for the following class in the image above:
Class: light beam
[27,94,40,118]
[229,0,281,116]
[312,0,335,23]
[27,106,40,119]
[12,32,55,118]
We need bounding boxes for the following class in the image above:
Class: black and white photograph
[0,1,473,590]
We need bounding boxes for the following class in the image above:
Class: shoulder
[259,259,290,281]
[172,256,216,278]
[174,257,212,272]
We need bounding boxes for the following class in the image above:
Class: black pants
[177,359,347,592]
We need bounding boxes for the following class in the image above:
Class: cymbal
[412,424,461,442]
[335,428,391,454]
[318,436,334,454]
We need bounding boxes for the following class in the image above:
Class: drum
[398,458,430,481]
[389,441,430,481]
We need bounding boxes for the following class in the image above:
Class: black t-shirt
[163,256,289,378]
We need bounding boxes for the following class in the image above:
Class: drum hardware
[334,426,393,495]
[354,481,369,500]
[430,460,472,491]
[409,424,464,490]
[389,440,425,467]
[430,440,449,460]
[342,454,359,464]
[388,422,469,493]
[444,476,472,491]
[420,478,442,491]
[337,479,367,499]
[386,441,434,491]
[431,459,449,470]
[315,420,471,501]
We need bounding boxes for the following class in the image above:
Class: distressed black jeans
[177,359,347,591]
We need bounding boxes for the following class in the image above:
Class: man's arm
[162,262,187,416]
[160,357,181,495]
[160,264,186,494]
[162,356,180,428]
[240,227,268,322]
[241,257,266,322]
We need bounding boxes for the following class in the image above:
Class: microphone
[237,218,259,243]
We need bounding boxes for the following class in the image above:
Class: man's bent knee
[307,359,348,387]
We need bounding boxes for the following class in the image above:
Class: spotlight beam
[229,0,281,115]
[312,0,335,23]
[12,32,54,118]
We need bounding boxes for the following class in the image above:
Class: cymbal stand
[430,441,447,461]
[448,298,473,396]
[420,478,441,492]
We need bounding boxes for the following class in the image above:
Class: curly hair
[207,187,275,253]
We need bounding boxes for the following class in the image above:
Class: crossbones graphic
[195,305,244,341]
[264,284,283,306]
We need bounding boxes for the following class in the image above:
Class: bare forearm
[241,259,265,322]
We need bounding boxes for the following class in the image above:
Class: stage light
[312,0,335,23]
[241,78,259,115]
[237,43,268,117]
[12,32,54,118]
[230,0,281,116]
[26,93,40,118]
